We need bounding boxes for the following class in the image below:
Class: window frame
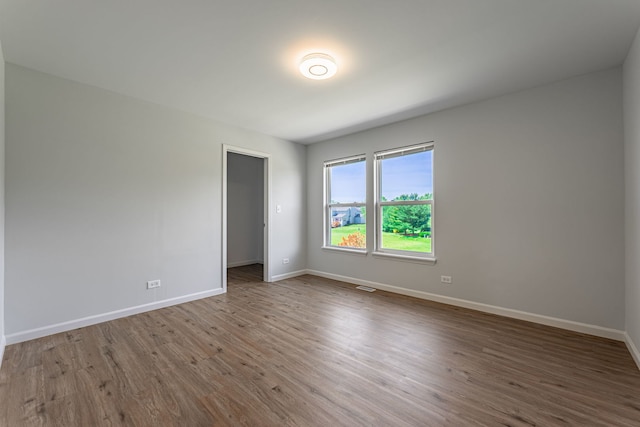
[323,154,367,253]
[373,142,435,261]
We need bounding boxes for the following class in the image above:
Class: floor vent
[356,285,376,292]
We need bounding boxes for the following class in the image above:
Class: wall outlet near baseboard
[441,276,452,284]
[282,258,290,264]
[147,280,161,289]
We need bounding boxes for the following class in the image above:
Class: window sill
[322,246,368,256]
[372,251,437,264]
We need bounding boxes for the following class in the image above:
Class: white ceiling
[1,1,639,144]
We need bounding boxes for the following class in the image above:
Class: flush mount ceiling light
[299,53,337,80]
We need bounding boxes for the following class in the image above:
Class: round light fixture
[299,53,337,80]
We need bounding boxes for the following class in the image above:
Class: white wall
[227,152,264,267]
[624,28,640,363]
[5,64,306,339]
[0,39,6,359]
[308,68,625,330]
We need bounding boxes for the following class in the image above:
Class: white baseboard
[625,333,640,370]
[6,288,225,345]
[306,269,626,342]
[227,259,263,268]
[271,269,309,282]
[0,335,6,370]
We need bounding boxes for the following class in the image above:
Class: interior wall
[227,152,264,267]
[308,67,625,330]
[0,38,6,356]
[624,28,640,358]
[5,64,307,338]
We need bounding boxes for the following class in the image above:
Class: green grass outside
[330,224,432,252]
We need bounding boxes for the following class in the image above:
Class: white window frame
[323,154,367,253]
[373,142,435,261]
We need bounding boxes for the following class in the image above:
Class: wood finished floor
[1,264,639,426]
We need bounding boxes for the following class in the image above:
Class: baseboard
[271,269,309,282]
[625,333,640,370]
[6,288,225,345]
[227,259,263,268]
[306,269,626,342]
[0,335,6,370]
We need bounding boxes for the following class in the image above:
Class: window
[324,155,367,250]
[374,143,434,258]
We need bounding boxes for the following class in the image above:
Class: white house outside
[331,207,364,227]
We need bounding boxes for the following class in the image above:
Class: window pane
[381,151,432,201]
[380,204,431,253]
[329,207,366,248]
[329,161,366,203]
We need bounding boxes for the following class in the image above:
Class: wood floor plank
[1,264,639,426]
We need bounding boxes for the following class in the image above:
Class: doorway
[222,145,271,291]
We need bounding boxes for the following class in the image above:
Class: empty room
[1,0,640,425]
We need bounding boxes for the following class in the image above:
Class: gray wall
[0,38,5,350]
[5,64,306,336]
[307,68,625,329]
[227,152,264,267]
[624,28,640,353]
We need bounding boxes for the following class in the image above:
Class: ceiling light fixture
[299,53,337,80]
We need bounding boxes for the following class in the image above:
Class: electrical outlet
[282,258,290,264]
[147,280,161,289]
[441,276,452,284]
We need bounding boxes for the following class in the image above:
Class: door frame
[222,144,272,291]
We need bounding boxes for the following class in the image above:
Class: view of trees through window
[381,194,431,234]
[325,144,434,256]
[325,157,366,249]
[376,145,433,255]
